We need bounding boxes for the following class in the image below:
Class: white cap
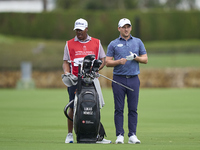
[118,18,131,27]
[73,18,88,31]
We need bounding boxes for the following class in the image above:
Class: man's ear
[118,27,120,32]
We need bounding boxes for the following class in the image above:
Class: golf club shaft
[99,74,134,91]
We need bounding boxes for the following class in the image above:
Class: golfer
[106,18,148,144]
[63,18,111,144]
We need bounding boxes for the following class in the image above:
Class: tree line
[55,0,198,10]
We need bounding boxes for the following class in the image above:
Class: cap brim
[119,23,131,27]
[73,26,86,31]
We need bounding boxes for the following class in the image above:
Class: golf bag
[73,79,100,143]
[64,55,103,143]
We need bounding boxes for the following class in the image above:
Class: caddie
[62,18,111,144]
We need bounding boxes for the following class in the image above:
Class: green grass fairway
[0,88,200,150]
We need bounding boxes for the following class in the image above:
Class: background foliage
[55,0,198,10]
[0,10,200,45]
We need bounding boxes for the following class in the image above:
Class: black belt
[116,75,136,78]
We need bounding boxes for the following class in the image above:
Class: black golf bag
[64,55,103,143]
[73,79,100,143]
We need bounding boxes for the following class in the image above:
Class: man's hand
[118,58,127,65]
[126,51,137,60]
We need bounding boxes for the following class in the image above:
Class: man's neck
[121,35,130,41]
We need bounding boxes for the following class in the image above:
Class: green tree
[55,0,197,10]
[55,0,138,10]
[138,0,162,9]
[55,0,82,9]
[164,0,197,10]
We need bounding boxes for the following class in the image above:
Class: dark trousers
[112,75,140,137]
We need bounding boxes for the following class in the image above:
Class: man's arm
[62,60,70,74]
[134,54,148,64]
[105,56,127,67]
[98,57,105,70]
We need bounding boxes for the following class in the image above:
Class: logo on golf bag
[83,107,93,115]
[82,120,94,124]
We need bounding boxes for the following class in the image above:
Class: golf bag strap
[97,122,107,141]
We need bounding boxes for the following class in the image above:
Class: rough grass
[0,88,200,150]
[0,34,200,70]
[140,53,200,68]
[0,34,65,70]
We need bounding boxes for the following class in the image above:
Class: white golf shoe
[115,135,124,144]
[65,133,73,143]
[128,135,141,144]
[96,138,112,144]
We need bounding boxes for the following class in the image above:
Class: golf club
[98,73,134,92]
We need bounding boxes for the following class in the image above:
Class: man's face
[118,24,132,39]
[75,28,88,41]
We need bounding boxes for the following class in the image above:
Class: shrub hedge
[0,10,200,45]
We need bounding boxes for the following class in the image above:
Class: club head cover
[62,73,78,87]
[84,55,95,61]
[92,59,102,72]
[82,59,92,74]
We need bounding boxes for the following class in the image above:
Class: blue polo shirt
[107,35,147,76]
